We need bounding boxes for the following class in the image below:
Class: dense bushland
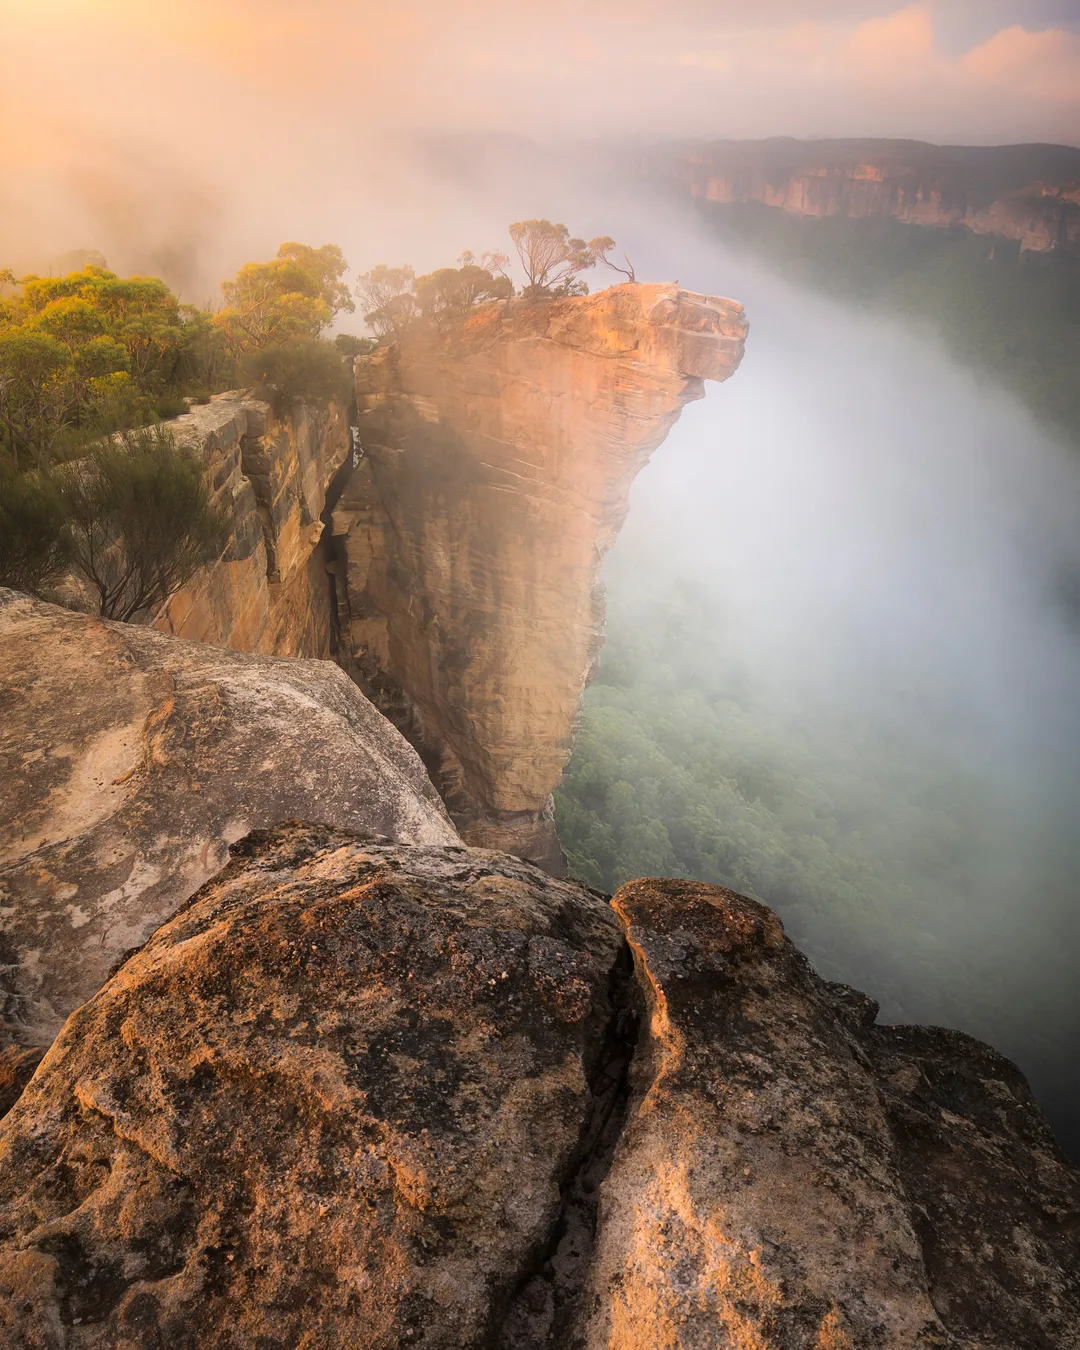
[0,241,362,611]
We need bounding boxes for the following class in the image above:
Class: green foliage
[239,340,353,416]
[58,426,230,622]
[701,202,1080,445]
[555,583,1080,1092]
[276,243,355,319]
[332,333,377,359]
[0,265,212,467]
[413,263,511,331]
[0,462,72,596]
[355,265,418,341]
[354,225,630,340]
[213,242,352,361]
[0,330,81,468]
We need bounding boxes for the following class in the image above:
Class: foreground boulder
[0,825,628,1349]
[0,592,457,1049]
[0,840,1076,1348]
[581,879,1080,1349]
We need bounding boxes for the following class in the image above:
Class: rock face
[0,824,628,1349]
[582,878,1080,1349]
[644,138,1080,255]
[0,592,456,1051]
[2,844,1076,1347]
[333,283,748,869]
[152,391,350,657]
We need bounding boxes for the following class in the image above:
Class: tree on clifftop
[214,244,353,358]
[355,265,418,341]
[508,220,620,299]
[413,260,511,333]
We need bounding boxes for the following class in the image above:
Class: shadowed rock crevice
[495,941,642,1350]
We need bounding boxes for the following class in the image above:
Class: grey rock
[0,591,457,1049]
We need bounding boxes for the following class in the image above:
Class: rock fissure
[495,939,642,1350]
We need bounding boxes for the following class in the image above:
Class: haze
[3,0,1079,1149]
[2,0,1080,289]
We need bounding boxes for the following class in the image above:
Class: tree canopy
[353,223,636,344]
[213,243,353,358]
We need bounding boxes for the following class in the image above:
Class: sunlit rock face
[581,878,1080,1349]
[0,824,628,1349]
[152,391,350,657]
[0,593,457,1050]
[334,283,748,870]
[1,838,1076,1347]
[646,138,1080,254]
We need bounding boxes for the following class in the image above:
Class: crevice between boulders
[492,938,643,1350]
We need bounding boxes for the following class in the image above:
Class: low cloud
[1,1,1077,293]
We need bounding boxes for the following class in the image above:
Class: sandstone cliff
[333,283,748,869]
[0,592,456,1053]
[644,138,1080,255]
[2,824,1076,1347]
[151,391,350,657]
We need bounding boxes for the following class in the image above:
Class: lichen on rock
[1,850,1077,1348]
[0,823,627,1349]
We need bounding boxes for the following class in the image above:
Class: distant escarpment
[2,823,1076,1347]
[643,137,1080,255]
[331,282,748,869]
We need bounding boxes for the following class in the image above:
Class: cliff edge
[2,825,1076,1347]
[333,282,748,869]
[644,138,1080,255]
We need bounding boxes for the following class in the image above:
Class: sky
[1,0,1079,287]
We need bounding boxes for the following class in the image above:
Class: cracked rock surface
[0,845,1076,1348]
[0,824,625,1349]
[579,878,1080,1350]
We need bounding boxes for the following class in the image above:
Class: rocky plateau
[644,138,1080,255]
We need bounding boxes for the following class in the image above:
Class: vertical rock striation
[642,138,1080,255]
[152,391,350,657]
[333,283,748,869]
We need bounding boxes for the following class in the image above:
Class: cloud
[0,2,1077,292]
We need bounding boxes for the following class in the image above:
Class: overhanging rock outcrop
[0,591,457,1052]
[1,829,1076,1347]
[333,282,748,870]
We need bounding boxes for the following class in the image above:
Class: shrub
[333,333,377,359]
[239,340,353,415]
[60,426,230,622]
[0,463,72,596]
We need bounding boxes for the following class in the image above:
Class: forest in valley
[694,201,1080,445]
[555,208,1080,1151]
